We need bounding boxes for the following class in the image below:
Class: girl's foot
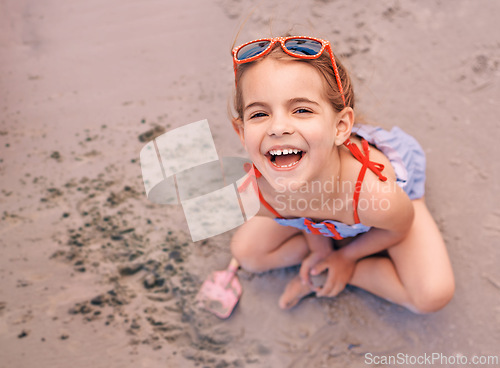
[278,275,315,310]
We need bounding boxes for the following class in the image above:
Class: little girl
[229,36,455,313]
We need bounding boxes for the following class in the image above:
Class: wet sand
[1,0,499,367]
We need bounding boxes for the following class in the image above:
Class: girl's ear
[334,107,354,146]
[232,117,245,146]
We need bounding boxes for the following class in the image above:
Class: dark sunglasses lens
[236,41,271,61]
[284,38,322,56]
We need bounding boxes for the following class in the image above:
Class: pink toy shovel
[195,258,242,319]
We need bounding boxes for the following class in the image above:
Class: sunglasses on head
[232,36,345,106]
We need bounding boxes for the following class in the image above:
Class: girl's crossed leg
[349,198,455,313]
[230,216,313,309]
[230,216,306,273]
[230,198,455,313]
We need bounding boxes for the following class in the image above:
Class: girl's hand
[310,250,356,297]
[299,249,332,287]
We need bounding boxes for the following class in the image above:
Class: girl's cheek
[245,140,257,154]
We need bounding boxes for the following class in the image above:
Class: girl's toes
[278,275,314,310]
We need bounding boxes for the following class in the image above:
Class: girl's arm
[340,186,414,261]
[311,183,415,297]
[299,231,334,286]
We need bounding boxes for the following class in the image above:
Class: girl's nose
[266,116,294,136]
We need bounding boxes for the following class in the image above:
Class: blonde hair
[232,42,355,121]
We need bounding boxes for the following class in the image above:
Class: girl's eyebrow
[287,97,320,107]
[244,101,268,112]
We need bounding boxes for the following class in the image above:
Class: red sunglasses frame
[232,36,345,106]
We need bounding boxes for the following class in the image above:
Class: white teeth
[268,148,302,156]
[271,160,300,168]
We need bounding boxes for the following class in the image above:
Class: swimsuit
[239,124,426,239]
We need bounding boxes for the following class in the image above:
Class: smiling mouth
[267,148,305,168]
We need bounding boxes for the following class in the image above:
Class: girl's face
[235,58,350,191]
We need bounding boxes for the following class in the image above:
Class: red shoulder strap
[343,138,388,223]
[237,164,283,218]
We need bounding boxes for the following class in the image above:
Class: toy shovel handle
[222,258,240,287]
[227,258,239,273]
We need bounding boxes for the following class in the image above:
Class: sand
[1,0,499,367]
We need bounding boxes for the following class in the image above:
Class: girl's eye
[249,112,268,119]
[295,108,312,114]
